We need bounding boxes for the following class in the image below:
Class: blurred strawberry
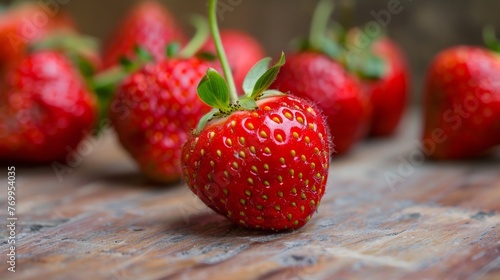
[0,51,97,163]
[102,0,185,69]
[346,31,410,137]
[110,57,212,182]
[201,29,266,92]
[0,2,74,73]
[365,38,409,136]
[423,40,500,159]
[107,17,213,183]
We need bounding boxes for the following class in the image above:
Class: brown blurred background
[3,0,500,103]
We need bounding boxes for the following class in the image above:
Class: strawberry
[182,0,331,231]
[0,2,74,73]
[182,93,330,231]
[334,0,410,137]
[202,29,266,92]
[109,57,212,183]
[107,16,214,183]
[102,0,185,69]
[0,51,97,163]
[422,41,500,159]
[271,1,370,155]
[356,37,410,137]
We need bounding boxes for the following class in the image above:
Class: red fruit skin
[0,3,74,72]
[182,95,331,231]
[363,38,409,137]
[272,52,370,155]
[423,46,500,160]
[102,1,185,69]
[0,51,97,163]
[110,58,211,183]
[202,29,266,92]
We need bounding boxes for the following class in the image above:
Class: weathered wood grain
[1,114,499,280]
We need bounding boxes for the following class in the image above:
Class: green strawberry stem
[303,0,386,80]
[305,0,343,60]
[90,46,153,125]
[92,14,212,120]
[208,0,238,102]
[91,66,128,92]
[309,0,335,50]
[30,31,100,79]
[93,14,211,92]
[30,31,99,56]
[179,15,210,58]
[92,47,153,91]
[483,26,500,53]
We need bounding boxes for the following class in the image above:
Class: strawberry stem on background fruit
[309,0,335,51]
[342,29,386,80]
[93,13,210,96]
[179,15,210,58]
[91,15,211,123]
[483,26,500,53]
[208,0,238,102]
[92,46,153,92]
[302,0,386,80]
[30,31,100,79]
[90,46,154,123]
[303,0,344,61]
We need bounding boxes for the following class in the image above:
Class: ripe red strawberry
[360,37,409,137]
[0,51,97,163]
[107,13,217,183]
[182,0,331,231]
[202,29,266,92]
[182,94,330,231]
[102,1,185,69]
[0,3,74,73]
[109,57,212,183]
[422,45,500,159]
[272,52,370,155]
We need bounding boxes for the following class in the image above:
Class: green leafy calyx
[197,69,231,112]
[344,50,386,80]
[301,0,387,80]
[30,31,100,78]
[195,53,286,133]
[245,52,286,99]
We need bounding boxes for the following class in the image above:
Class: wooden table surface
[1,113,499,280]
